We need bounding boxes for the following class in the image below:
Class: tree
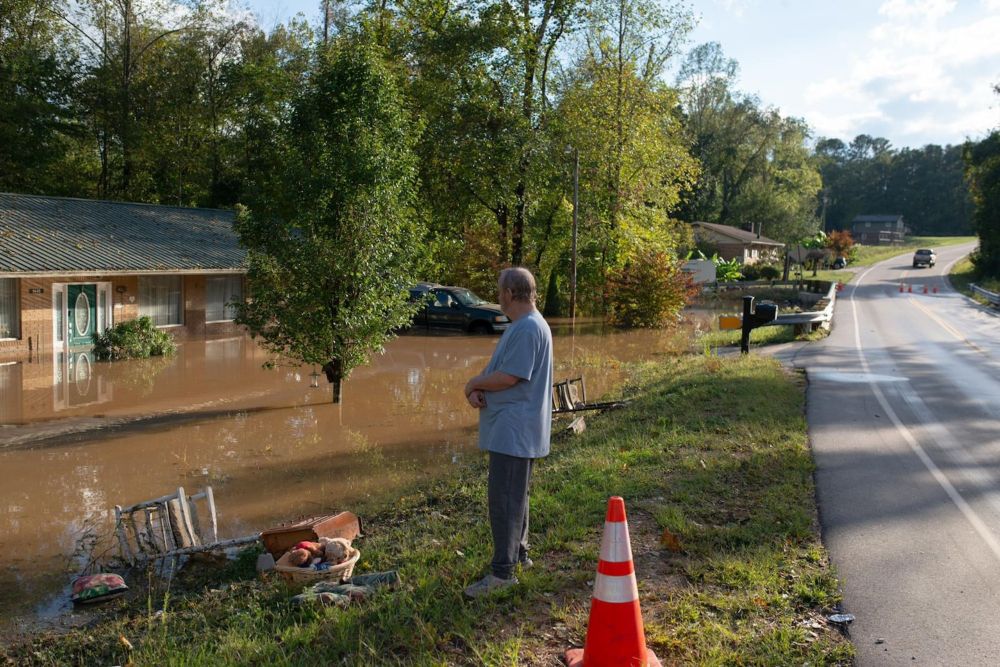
[0,0,82,194]
[551,0,696,312]
[235,38,421,403]
[605,248,697,328]
[676,42,822,243]
[826,229,854,258]
[816,134,973,235]
[965,126,1000,278]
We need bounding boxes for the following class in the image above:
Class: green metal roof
[0,193,245,276]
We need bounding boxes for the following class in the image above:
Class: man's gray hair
[499,267,537,303]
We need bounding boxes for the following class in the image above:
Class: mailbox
[741,296,778,354]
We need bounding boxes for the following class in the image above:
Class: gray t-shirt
[478,310,553,459]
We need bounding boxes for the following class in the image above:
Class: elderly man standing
[463,267,553,597]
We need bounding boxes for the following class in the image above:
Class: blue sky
[243,0,1000,148]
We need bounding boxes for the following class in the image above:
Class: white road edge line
[849,265,1000,561]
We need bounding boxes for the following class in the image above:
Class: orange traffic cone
[565,497,661,667]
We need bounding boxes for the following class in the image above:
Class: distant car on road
[408,284,510,334]
[832,257,848,269]
[912,248,936,268]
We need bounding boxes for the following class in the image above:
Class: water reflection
[0,320,697,632]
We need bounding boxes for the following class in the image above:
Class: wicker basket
[274,547,361,585]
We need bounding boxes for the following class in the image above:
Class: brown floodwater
[0,317,709,635]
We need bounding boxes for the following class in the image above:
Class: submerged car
[912,248,936,268]
[408,284,510,334]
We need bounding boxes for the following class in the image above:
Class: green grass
[950,257,1000,305]
[697,325,800,351]
[3,356,853,666]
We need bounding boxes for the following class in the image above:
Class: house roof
[851,214,903,224]
[690,221,784,247]
[0,193,245,276]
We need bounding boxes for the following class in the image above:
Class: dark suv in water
[408,284,510,334]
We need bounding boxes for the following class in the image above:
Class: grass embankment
[697,325,825,351]
[949,256,1000,305]
[3,356,853,666]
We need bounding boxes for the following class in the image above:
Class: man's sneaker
[519,557,534,570]
[463,574,518,598]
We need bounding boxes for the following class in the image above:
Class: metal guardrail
[764,280,838,331]
[970,283,1000,306]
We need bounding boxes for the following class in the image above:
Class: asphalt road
[796,242,1000,665]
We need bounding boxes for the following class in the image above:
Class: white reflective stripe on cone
[593,572,639,603]
[600,521,633,563]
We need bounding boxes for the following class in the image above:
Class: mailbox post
[741,295,778,354]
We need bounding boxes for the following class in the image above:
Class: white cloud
[878,0,956,21]
[713,0,754,18]
[800,2,1000,144]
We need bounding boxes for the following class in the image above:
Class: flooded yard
[0,317,707,633]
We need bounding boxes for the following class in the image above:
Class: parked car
[832,257,848,269]
[408,284,510,334]
[912,248,936,268]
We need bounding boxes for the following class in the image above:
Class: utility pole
[570,147,579,320]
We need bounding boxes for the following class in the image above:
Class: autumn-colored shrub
[606,250,699,328]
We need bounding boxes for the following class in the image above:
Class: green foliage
[606,250,698,328]
[0,0,83,195]
[965,130,1000,278]
[758,264,782,280]
[235,37,420,397]
[740,263,781,281]
[92,316,176,360]
[715,256,743,281]
[676,43,822,243]
[816,135,974,235]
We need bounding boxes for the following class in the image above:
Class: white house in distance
[691,221,785,265]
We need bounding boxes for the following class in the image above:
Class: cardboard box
[259,512,362,558]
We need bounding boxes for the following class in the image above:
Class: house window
[139,276,183,326]
[206,275,243,322]
[0,278,19,339]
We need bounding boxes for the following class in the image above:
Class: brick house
[850,214,906,245]
[0,193,246,362]
[690,221,785,265]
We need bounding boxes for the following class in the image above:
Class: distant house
[850,215,906,245]
[690,221,785,265]
[0,193,246,361]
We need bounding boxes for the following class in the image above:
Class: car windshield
[916,249,933,255]
[450,288,487,306]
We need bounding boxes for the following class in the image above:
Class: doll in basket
[286,537,352,568]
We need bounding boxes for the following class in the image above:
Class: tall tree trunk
[497,204,509,266]
[323,358,343,404]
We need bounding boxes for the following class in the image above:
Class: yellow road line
[908,296,986,355]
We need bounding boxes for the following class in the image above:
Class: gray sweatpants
[488,451,534,579]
